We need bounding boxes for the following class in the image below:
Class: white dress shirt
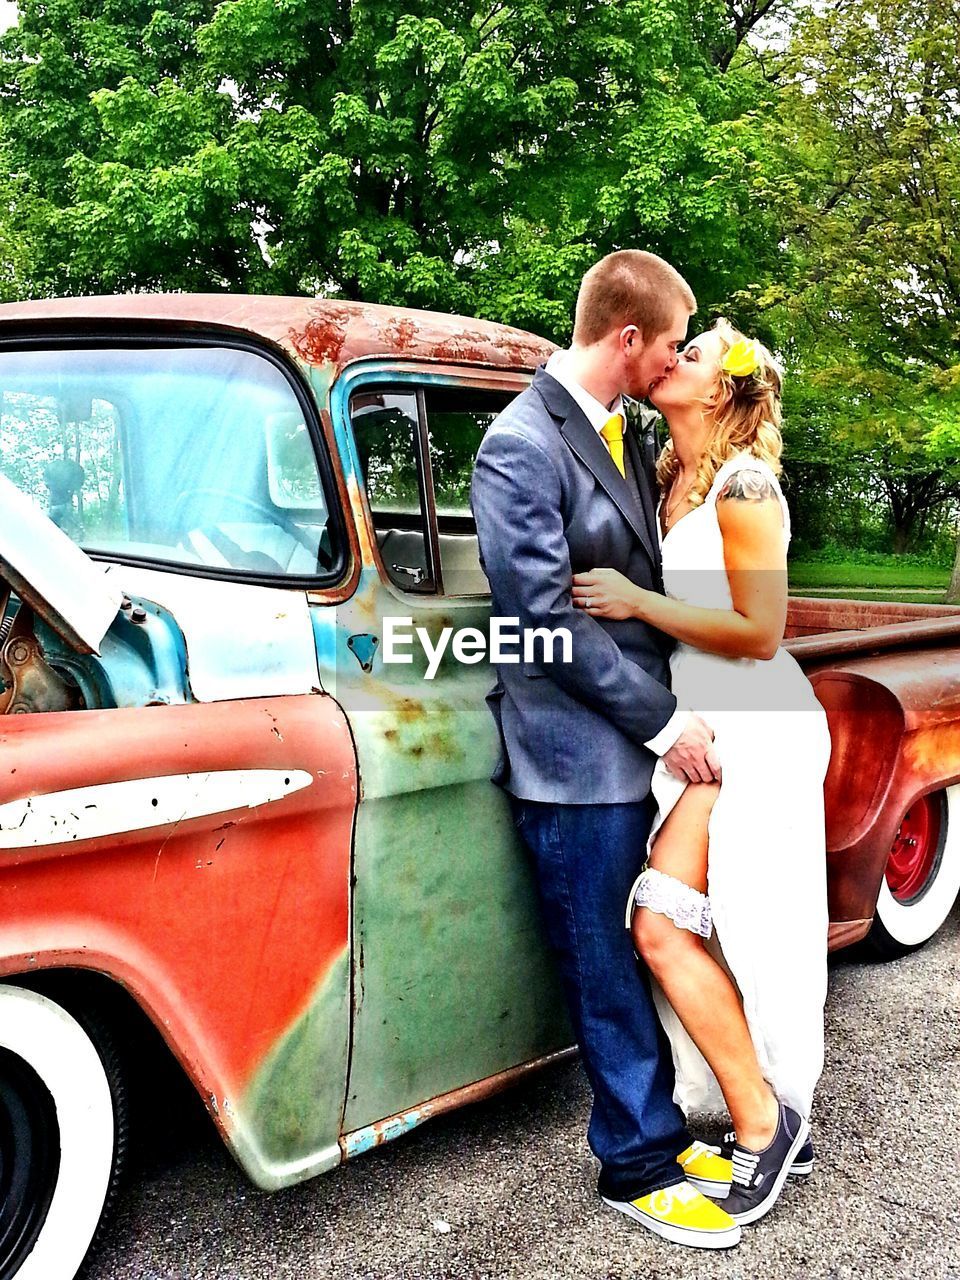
[545,349,626,443]
[545,348,688,757]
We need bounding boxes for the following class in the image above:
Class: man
[470,250,738,1250]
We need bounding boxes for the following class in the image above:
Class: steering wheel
[172,488,326,572]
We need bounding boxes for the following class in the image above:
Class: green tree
[749,0,960,556]
[781,364,960,555]
[0,0,793,336]
[0,0,247,295]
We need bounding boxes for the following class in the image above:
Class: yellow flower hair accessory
[721,337,761,378]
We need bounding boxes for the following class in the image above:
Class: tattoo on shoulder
[717,470,778,504]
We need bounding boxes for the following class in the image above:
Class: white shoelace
[731,1148,761,1188]
[680,1139,722,1168]
[651,1181,701,1211]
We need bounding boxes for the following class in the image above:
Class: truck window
[351,389,437,593]
[350,383,513,597]
[422,385,512,597]
[0,344,342,582]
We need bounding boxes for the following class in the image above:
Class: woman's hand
[571,568,653,621]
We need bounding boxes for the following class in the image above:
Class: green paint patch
[242,949,350,1166]
[344,783,571,1132]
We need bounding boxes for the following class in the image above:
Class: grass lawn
[788,586,952,603]
[788,559,953,604]
[789,561,950,589]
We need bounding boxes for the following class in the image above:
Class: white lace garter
[630,866,713,939]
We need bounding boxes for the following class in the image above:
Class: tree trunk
[947,528,960,604]
[892,524,911,554]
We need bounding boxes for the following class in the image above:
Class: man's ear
[619,324,641,353]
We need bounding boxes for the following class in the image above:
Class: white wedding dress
[645,451,832,1120]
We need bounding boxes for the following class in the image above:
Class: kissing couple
[470,250,832,1250]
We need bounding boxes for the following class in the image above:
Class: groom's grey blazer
[470,365,678,805]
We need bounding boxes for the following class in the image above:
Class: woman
[571,319,831,1228]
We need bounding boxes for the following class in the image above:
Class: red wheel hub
[885,793,942,902]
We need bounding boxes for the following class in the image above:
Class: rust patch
[346,474,377,565]
[288,302,356,366]
[429,324,551,367]
[389,695,426,724]
[495,332,555,365]
[375,688,466,762]
[431,329,494,363]
[339,1047,576,1160]
[379,316,419,352]
[431,340,488,363]
[1,631,79,715]
[349,586,378,620]
[0,295,556,375]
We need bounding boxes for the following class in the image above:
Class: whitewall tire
[867,784,960,960]
[0,984,124,1280]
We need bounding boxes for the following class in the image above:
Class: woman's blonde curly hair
[655,318,783,508]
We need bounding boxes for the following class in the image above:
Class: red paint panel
[0,695,357,1102]
[810,649,960,927]
[785,596,960,641]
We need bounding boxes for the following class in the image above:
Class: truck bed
[784,597,960,664]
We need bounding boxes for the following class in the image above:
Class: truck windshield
[0,343,339,580]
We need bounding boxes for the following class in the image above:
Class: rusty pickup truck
[0,296,958,1280]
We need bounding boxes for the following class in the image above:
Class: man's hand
[661,713,721,784]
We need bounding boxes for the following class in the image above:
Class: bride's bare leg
[632,782,780,1149]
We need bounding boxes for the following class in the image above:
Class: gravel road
[89,904,960,1280]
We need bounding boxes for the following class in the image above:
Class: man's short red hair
[573,250,696,345]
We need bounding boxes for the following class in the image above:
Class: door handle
[391,563,427,585]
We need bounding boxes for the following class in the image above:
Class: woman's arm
[571,476,788,660]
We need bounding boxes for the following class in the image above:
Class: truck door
[321,366,571,1134]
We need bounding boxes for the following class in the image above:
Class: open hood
[0,473,124,654]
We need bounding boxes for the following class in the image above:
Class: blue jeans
[510,795,690,1199]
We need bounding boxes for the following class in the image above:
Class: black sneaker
[719,1103,810,1225]
[720,1127,814,1179]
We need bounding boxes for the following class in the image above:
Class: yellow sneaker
[602,1179,741,1249]
[677,1140,733,1198]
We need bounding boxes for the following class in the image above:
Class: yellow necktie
[600,413,625,478]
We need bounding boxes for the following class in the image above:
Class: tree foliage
[0,1,255,295]
[0,0,790,336]
[747,0,960,552]
[2,0,959,564]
